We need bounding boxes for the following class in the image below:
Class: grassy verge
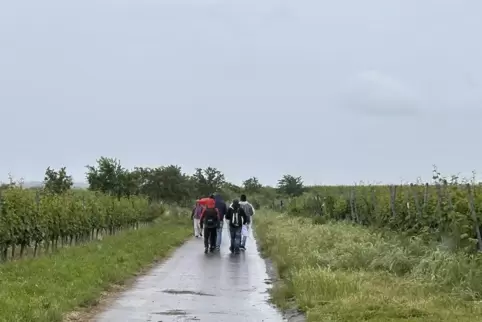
[0,214,192,322]
[255,211,482,322]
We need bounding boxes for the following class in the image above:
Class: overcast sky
[1,0,482,186]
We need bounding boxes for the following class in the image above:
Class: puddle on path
[152,309,187,315]
[161,289,215,297]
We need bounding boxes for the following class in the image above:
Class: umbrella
[197,198,210,205]
[198,197,215,208]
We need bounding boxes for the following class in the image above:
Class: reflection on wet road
[95,225,284,321]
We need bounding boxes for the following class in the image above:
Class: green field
[255,210,482,322]
[0,210,191,322]
[3,160,482,322]
[255,173,482,321]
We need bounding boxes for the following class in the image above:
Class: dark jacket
[225,206,249,229]
[200,207,220,229]
[214,195,228,221]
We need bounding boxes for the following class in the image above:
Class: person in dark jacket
[210,193,228,250]
[225,199,249,254]
[200,198,220,253]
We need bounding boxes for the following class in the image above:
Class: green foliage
[84,158,238,205]
[0,186,164,261]
[243,176,262,193]
[0,215,191,322]
[43,167,73,194]
[81,156,310,208]
[133,165,194,205]
[85,157,133,199]
[0,155,313,263]
[192,167,225,197]
[287,169,482,252]
[255,211,482,321]
[277,174,304,197]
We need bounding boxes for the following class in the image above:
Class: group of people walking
[191,193,255,254]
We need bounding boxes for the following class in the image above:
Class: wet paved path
[95,225,284,322]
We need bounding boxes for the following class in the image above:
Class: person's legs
[240,224,248,249]
[215,221,223,249]
[233,227,242,253]
[203,228,210,253]
[229,227,235,252]
[243,216,253,248]
[209,228,217,251]
[193,218,201,237]
[241,235,247,249]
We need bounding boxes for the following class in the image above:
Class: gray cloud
[338,70,419,116]
[1,0,482,185]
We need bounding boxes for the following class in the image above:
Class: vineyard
[288,175,482,251]
[0,186,163,261]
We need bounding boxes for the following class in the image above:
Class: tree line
[1,157,307,207]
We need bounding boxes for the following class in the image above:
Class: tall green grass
[255,211,482,321]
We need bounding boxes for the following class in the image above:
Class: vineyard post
[322,195,328,218]
[0,190,5,262]
[361,185,369,225]
[370,186,379,227]
[349,188,356,223]
[354,186,360,224]
[466,184,482,252]
[403,184,411,223]
[422,183,429,214]
[34,191,40,257]
[443,181,454,211]
[410,183,422,220]
[323,187,330,217]
[434,183,443,231]
[314,194,323,217]
[318,191,327,217]
[389,185,397,219]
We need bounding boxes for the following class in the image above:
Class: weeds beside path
[0,215,191,322]
[255,211,482,322]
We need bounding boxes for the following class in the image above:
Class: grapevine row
[288,183,482,252]
[0,186,163,261]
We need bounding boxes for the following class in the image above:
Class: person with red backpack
[199,198,221,253]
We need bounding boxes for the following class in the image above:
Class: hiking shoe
[209,247,215,253]
[204,248,208,254]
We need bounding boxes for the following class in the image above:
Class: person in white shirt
[239,194,255,251]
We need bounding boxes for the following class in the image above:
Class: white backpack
[231,209,242,227]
